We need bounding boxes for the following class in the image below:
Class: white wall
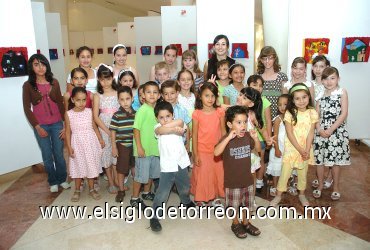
[196,0,255,77]
[103,27,119,66]
[0,0,42,175]
[161,6,197,71]
[135,16,162,84]
[32,2,50,60]
[287,0,370,139]
[117,22,137,73]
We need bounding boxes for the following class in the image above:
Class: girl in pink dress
[65,87,105,202]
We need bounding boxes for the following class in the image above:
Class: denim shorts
[134,156,160,184]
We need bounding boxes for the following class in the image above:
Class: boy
[131,81,161,209]
[214,106,261,239]
[150,101,195,232]
[154,61,171,86]
[110,86,136,203]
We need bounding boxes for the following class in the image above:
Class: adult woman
[112,44,139,85]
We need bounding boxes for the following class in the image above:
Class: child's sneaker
[141,192,155,201]
[211,198,224,208]
[50,185,58,193]
[150,218,162,232]
[231,223,248,239]
[130,197,147,210]
[60,182,71,189]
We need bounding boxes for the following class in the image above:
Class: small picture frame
[97,48,103,54]
[69,49,74,55]
[49,49,58,60]
[154,46,162,55]
[231,43,249,59]
[140,46,151,56]
[107,47,113,54]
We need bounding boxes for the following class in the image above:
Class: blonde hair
[155,61,170,73]
[181,50,202,74]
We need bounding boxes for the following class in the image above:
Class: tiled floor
[0,141,369,249]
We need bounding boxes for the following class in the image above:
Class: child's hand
[319,130,328,138]
[131,167,135,178]
[207,74,216,85]
[249,129,258,140]
[174,126,185,136]
[193,154,201,167]
[322,129,332,137]
[36,126,48,137]
[138,146,146,158]
[112,147,118,158]
[68,148,75,158]
[99,139,105,148]
[59,127,65,140]
[228,130,237,140]
[266,135,276,146]
[275,148,282,158]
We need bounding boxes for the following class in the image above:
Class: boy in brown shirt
[214,105,261,239]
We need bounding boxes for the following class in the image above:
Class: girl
[191,82,226,207]
[204,34,235,80]
[313,67,350,200]
[64,68,93,111]
[283,57,315,103]
[177,69,196,116]
[223,63,246,106]
[150,44,178,81]
[215,59,231,105]
[181,49,204,91]
[66,46,97,93]
[22,54,69,192]
[65,87,104,201]
[93,64,120,194]
[270,83,318,207]
[257,46,288,118]
[311,55,331,101]
[117,69,141,111]
[112,44,139,85]
[266,94,289,196]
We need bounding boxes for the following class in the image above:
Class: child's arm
[304,122,317,161]
[285,121,305,156]
[315,101,327,138]
[155,120,185,135]
[250,129,262,155]
[92,93,110,135]
[192,118,200,166]
[110,130,118,157]
[63,92,70,112]
[93,113,105,148]
[309,84,315,104]
[220,113,226,136]
[264,106,272,138]
[134,128,145,157]
[223,96,230,105]
[214,130,237,156]
[273,117,282,158]
[185,127,190,152]
[64,112,74,158]
[324,89,349,136]
[90,92,94,107]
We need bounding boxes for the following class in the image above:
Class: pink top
[33,83,62,125]
[192,107,225,153]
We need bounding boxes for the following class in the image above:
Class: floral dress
[314,88,351,166]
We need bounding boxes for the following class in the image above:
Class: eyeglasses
[261,55,275,62]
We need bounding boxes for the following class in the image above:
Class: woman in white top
[112,44,139,85]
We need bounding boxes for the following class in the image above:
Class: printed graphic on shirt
[230,145,251,160]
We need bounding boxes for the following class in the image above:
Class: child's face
[278,97,288,114]
[114,48,127,66]
[227,113,248,138]
[293,90,309,111]
[99,76,113,89]
[32,59,47,78]
[78,50,92,68]
[120,75,134,88]
[155,68,170,84]
[164,49,177,65]
[138,88,145,104]
[236,93,254,108]
[157,109,174,126]
[249,79,263,94]
[217,64,229,80]
[118,92,133,111]
[312,61,327,79]
[72,71,87,88]
[144,85,160,106]
[200,88,216,108]
[182,57,196,71]
[260,55,275,69]
[214,38,228,57]
[292,63,306,80]
[72,92,87,111]
[229,66,245,84]
[178,71,193,91]
[162,87,179,105]
[322,73,339,91]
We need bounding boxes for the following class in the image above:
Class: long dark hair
[118,70,138,89]
[69,87,87,109]
[311,55,330,80]
[240,87,263,129]
[195,82,219,110]
[286,83,313,125]
[27,54,54,90]
[97,64,117,94]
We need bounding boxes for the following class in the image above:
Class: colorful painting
[107,47,113,54]
[341,37,370,64]
[49,49,58,60]
[0,47,28,78]
[304,38,330,63]
[155,46,162,55]
[208,43,214,59]
[140,46,151,56]
[97,48,103,54]
[188,43,197,53]
[172,44,182,56]
[231,43,249,58]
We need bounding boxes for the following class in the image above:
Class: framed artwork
[107,47,113,54]
[140,46,151,56]
[172,44,182,56]
[69,49,74,55]
[304,38,330,63]
[49,49,58,60]
[90,48,95,55]
[208,43,213,59]
[341,37,370,64]
[188,43,197,52]
[0,47,28,78]
[126,46,132,54]
[37,49,41,54]
[154,46,162,55]
[231,43,249,58]
[97,48,103,54]
[63,49,65,57]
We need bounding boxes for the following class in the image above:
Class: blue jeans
[152,166,192,218]
[34,121,67,186]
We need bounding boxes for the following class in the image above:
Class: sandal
[323,179,333,189]
[298,194,309,206]
[312,189,322,199]
[195,201,206,207]
[288,186,298,196]
[211,199,224,208]
[107,185,118,194]
[331,192,341,201]
[244,223,261,236]
[71,190,81,202]
[269,187,277,197]
[269,196,281,206]
[89,190,101,200]
[311,179,319,188]
[115,191,125,203]
[231,223,248,239]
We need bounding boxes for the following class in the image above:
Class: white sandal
[323,179,333,189]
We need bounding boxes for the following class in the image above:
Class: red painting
[341,37,370,64]
[304,38,330,63]
[172,44,182,56]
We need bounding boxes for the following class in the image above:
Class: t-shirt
[133,103,159,156]
[216,80,229,105]
[173,103,191,125]
[109,107,136,147]
[222,134,255,188]
[223,84,243,106]
[155,123,191,172]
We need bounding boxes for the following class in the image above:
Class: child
[110,86,136,202]
[313,67,350,200]
[112,44,139,85]
[131,81,161,209]
[64,68,93,111]
[214,105,261,238]
[149,101,195,232]
[181,49,204,91]
[65,87,104,201]
[223,63,246,106]
[283,57,315,102]
[177,69,196,117]
[93,64,120,194]
[246,75,272,191]
[117,69,141,111]
[161,80,191,151]
[270,83,318,207]
[22,53,70,193]
[150,45,178,81]
[191,82,226,207]
[153,61,171,86]
[266,94,289,196]
[215,59,231,105]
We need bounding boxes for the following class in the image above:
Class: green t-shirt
[133,103,159,156]
[258,96,271,141]
[216,81,226,105]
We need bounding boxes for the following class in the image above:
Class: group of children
[23,41,350,239]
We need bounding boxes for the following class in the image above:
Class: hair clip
[98,63,113,72]
[118,68,132,80]
[112,43,126,54]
